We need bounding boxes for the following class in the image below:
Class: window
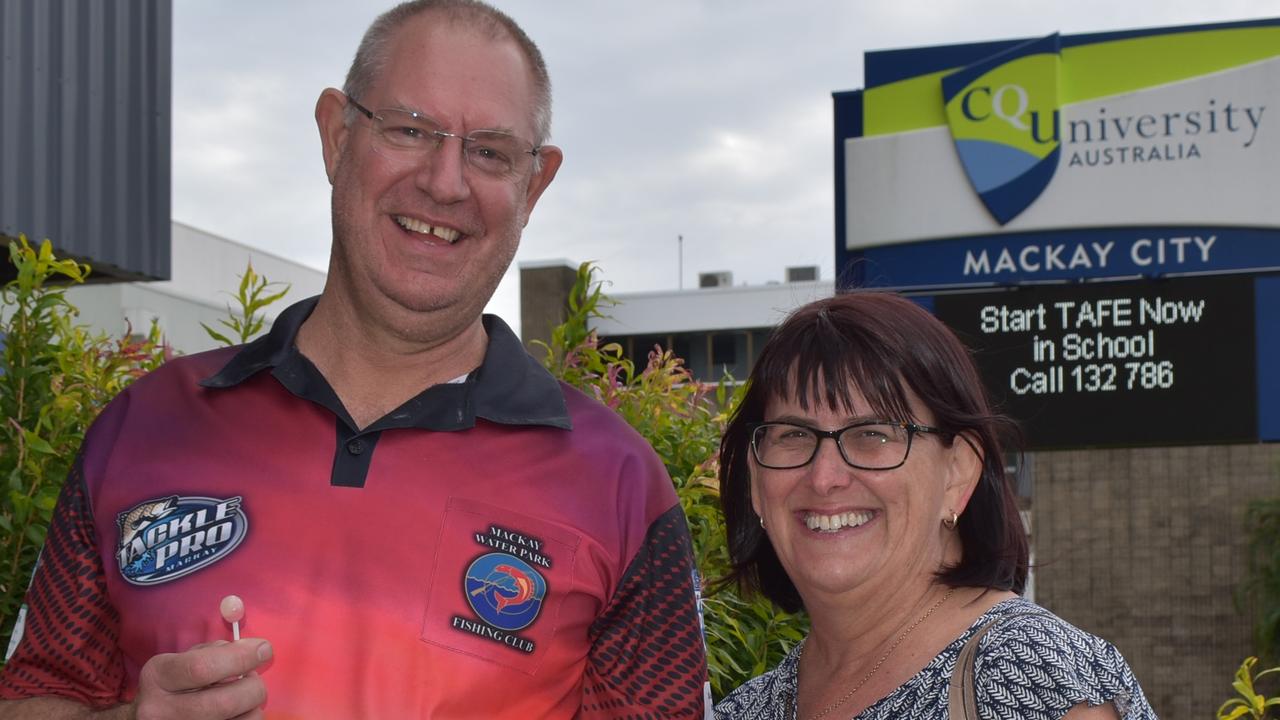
[711,333,737,366]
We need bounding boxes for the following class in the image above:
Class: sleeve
[0,458,126,707]
[972,610,1156,720]
[580,504,708,719]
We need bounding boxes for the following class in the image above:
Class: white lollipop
[220,595,245,642]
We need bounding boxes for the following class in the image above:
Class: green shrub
[1218,656,1280,719]
[0,236,169,653]
[200,262,290,347]
[1243,497,1280,665]
[534,262,807,699]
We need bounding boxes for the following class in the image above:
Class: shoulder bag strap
[947,610,1050,720]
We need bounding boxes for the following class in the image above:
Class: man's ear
[944,431,984,517]
[519,144,562,226]
[315,88,352,184]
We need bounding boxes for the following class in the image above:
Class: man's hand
[133,639,271,720]
[0,640,269,719]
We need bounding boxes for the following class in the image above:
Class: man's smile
[394,214,462,244]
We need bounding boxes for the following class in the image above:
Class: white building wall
[591,280,835,336]
[64,222,327,354]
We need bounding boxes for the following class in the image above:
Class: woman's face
[749,381,980,603]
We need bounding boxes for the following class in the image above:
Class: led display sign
[932,276,1256,448]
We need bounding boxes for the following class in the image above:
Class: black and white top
[714,597,1157,720]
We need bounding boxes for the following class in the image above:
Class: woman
[713,292,1155,720]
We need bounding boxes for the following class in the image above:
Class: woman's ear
[944,431,984,516]
[748,459,763,520]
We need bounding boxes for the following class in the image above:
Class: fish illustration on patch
[119,497,179,550]
[117,496,179,576]
[464,553,546,632]
[491,564,535,612]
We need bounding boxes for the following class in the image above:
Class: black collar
[199,296,571,432]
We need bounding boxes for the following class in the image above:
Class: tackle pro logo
[116,495,248,586]
[943,33,1062,225]
[451,525,550,654]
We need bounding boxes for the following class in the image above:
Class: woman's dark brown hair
[719,291,1028,613]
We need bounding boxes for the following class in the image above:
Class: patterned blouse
[714,597,1157,720]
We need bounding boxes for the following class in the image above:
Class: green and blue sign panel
[942,33,1061,225]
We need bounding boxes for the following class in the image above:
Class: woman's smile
[799,509,876,533]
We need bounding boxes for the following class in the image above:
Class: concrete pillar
[518,260,580,355]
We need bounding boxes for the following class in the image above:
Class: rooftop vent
[699,271,733,288]
[786,266,819,283]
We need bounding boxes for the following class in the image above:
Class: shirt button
[346,439,365,456]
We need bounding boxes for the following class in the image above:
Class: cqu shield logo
[942,33,1062,224]
[464,553,546,632]
[116,495,248,586]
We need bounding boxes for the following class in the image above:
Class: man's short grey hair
[342,0,553,147]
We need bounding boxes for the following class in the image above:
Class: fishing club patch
[451,525,551,653]
[116,495,248,586]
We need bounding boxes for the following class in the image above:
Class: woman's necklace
[802,586,957,720]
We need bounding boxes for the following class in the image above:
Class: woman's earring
[943,511,959,530]
[758,515,766,529]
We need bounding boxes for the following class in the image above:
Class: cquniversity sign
[832,19,1280,444]
[834,18,1280,277]
[942,34,1061,224]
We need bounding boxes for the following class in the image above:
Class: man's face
[318,13,560,336]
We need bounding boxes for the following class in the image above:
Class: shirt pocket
[420,496,582,675]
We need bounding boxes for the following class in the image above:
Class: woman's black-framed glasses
[749,420,946,471]
[347,96,540,180]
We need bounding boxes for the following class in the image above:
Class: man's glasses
[347,96,540,181]
[749,420,947,471]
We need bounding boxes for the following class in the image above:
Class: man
[0,2,707,717]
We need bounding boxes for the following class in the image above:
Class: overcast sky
[171,1,1279,333]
